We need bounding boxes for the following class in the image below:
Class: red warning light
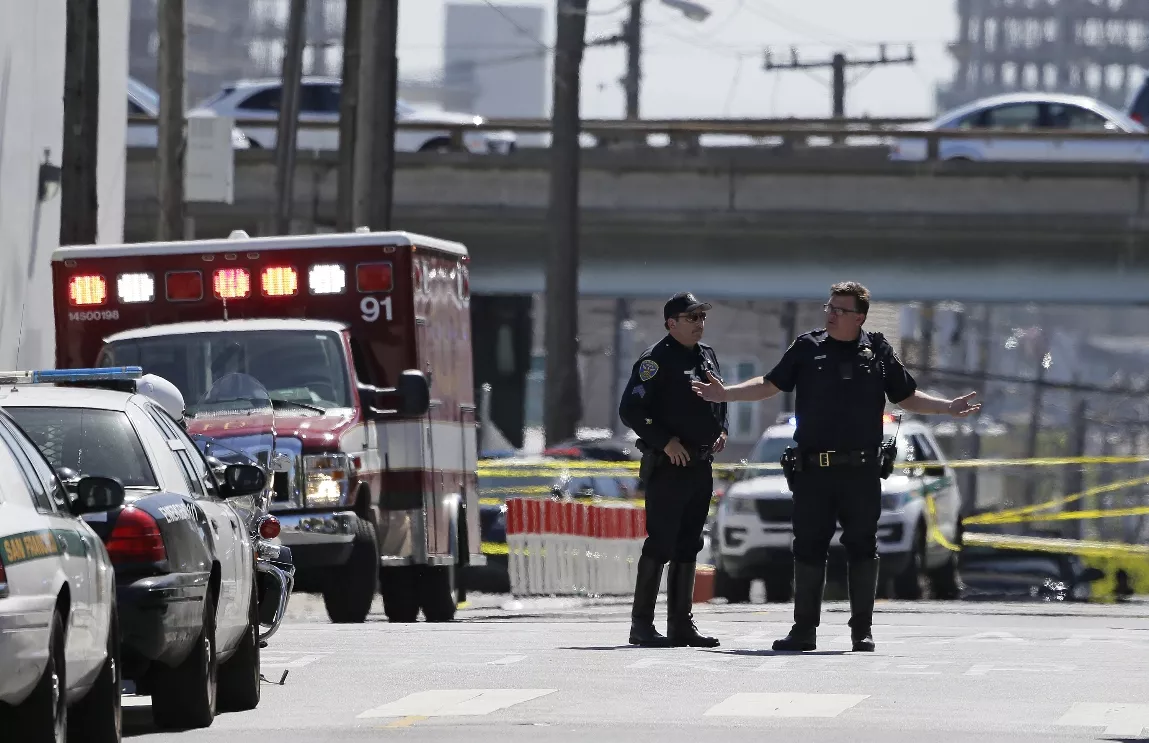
[213,268,251,299]
[166,271,204,302]
[356,262,393,293]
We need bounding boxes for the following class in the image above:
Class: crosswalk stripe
[1057,703,1149,736]
[704,693,870,718]
[357,689,556,718]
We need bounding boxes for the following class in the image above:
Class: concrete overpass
[122,148,1149,304]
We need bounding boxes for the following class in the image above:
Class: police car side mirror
[72,476,125,514]
[221,463,267,498]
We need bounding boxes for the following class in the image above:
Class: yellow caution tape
[970,505,1149,525]
[480,541,509,555]
[925,495,961,553]
[961,531,1149,558]
[963,475,1149,525]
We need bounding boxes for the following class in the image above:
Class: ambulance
[50,229,483,624]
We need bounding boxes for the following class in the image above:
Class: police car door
[144,405,248,646]
[0,416,102,679]
[909,433,957,555]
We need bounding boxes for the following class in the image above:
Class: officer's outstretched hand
[947,391,982,417]
[664,437,691,466]
[692,370,727,402]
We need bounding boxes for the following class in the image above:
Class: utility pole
[544,0,590,446]
[763,44,915,118]
[60,0,100,246]
[336,0,363,231]
[156,0,186,242]
[623,0,642,119]
[353,0,399,230]
[273,0,308,235]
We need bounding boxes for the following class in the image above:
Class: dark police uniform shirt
[765,328,916,452]
[619,335,728,452]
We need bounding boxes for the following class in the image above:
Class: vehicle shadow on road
[702,648,850,657]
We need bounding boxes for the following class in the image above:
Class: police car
[0,368,267,731]
[0,385,122,742]
[712,412,963,602]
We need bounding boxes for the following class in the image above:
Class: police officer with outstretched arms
[620,292,727,648]
[692,282,980,652]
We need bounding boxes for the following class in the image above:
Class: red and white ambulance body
[50,229,483,623]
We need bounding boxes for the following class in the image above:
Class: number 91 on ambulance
[49,229,484,626]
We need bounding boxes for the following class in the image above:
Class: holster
[781,446,800,490]
[636,439,662,485]
[879,437,897,480]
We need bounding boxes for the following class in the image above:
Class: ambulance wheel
[379,566,420,622]
[419,564,458,622]
[322,517,379,623]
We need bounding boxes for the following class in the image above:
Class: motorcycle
[186,372,295,645]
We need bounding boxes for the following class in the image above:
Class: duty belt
[800,449,875,468]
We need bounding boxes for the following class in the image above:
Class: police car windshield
[98,330,353,412]
[6,407,158,488]
[749,435,796,464]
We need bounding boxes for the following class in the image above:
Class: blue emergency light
[0,367,144,385]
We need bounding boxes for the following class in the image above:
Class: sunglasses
[676,312,707,323]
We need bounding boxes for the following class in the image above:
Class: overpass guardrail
[128,114,1149,161]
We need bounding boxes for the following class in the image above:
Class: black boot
[629,554,671,646]
[847,557,879,652]
[771,560,825,651]
[666,561,719,647]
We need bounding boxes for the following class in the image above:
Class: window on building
[726,358,762,442]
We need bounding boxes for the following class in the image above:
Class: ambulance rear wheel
[419,564,457,622]
[379,566,420,622]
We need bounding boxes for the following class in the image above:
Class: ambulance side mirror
[359,370,430,418]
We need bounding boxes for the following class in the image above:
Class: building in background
[938,0,1149,112]
[128,0,460,108]
[0,0,129,370]
[442,2,548,118]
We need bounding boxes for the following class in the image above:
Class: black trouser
[791,463,882,566]
[642,455,713,563]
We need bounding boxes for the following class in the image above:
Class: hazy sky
[395,0,960,119]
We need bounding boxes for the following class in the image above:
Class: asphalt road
[124,593,1149,742]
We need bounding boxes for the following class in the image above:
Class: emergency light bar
[0,367,143,385]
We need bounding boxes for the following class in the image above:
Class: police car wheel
[151,592,218,730]
[66,605,121,743]
[217,581,261,711]
[5,609,67,743]
[714,566,751,603]
[893,530,929,600]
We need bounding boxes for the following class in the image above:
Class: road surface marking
[260,652,330,669]
[357,689,556,718]
[385,716,426,728]
[1058,703,1149,736]
[488,655,526,665]
[704,693,869,718]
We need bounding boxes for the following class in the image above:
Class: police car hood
[725,473,917,499]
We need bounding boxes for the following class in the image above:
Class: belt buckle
[819,451,833,468]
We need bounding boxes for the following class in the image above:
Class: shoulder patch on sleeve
[638,359,659,381]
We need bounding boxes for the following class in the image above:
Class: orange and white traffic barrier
[505,497,658,598]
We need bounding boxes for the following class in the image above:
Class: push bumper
[273,510,357,568]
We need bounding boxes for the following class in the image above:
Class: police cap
[664,291,712,320]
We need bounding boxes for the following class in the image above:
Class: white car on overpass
[190,76,517,155]
[711,412,963,602]
[126,76,251,150]
[888,91,1149,162]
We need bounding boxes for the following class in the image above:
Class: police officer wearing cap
[692,282,980,652]
[620,291,727,648]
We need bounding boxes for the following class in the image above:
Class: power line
[763,43,916,117]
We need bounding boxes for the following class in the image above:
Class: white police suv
[712,412,963,602]
[0,369,126,742]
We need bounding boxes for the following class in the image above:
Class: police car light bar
[0,367,144,385]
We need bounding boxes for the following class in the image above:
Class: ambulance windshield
[97,329,352,414]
